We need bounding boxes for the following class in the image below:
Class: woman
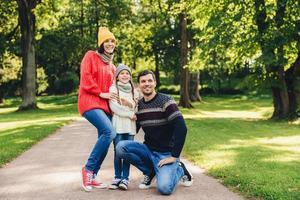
[78,27,118,192]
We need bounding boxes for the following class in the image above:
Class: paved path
[0,119,244,200]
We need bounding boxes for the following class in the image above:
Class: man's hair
[137,70,156,83]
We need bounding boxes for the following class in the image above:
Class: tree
[16,0,41,110]
[189,72,201,102]
[253,0,299,119]
[178,7,192,108]
[189,0,299,119]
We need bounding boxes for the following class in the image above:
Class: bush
[200,87,215,95]
[200,87,244,95]
[53,71,79,94]
[158,85,180,94]
[37,67,48,95]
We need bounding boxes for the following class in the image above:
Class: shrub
[53,71,79,94]
[158,85,180,94]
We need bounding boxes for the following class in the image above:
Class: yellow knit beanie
[97,27,116,47]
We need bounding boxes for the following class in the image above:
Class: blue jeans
[116,140,184,195]
[113,134,134,180]
[83,109,116,176]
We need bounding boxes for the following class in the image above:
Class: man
[116,70,193,195]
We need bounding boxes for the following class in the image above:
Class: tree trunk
[271,69,289,119]
[189,72,201,102]
[17,0,39,110]
[80,0,84,37]
[254,0,290,119]
[269,66,289,119]
[0,86,3,104]
[286,51,300,119]
[154,51,160,88]
[178,11,192,108]
[270,0,289,119]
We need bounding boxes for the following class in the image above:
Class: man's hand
[158,157,177,167]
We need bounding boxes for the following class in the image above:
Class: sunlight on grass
[0,107,17,114]
[0,94,79,167]
[0,116,79,132]
[181,96,273,119]
[13,138,34,144]
[182,95,300,200]
[257,135,300,162]
[184,109,268,119]
[201,149,237,169]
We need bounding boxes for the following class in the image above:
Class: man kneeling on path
[116,70,193,195]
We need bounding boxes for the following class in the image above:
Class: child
[109,64,138,190]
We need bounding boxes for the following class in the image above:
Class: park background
[0,0,299,200]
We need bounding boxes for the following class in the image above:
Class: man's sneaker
[81,167,93,192]
[109,178,121,190]
[91,179,107,189]
[179,162,193,187]
[138,171,155,189]
[118,179,129,190]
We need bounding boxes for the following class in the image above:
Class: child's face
[117,70,131,84]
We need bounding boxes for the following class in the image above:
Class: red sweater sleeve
[80,52,102,96]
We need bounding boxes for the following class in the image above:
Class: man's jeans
[116,140,184,195]
[113,134,134,180]
[83,109,116,176]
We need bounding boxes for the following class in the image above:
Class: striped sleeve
[164,97,182,122]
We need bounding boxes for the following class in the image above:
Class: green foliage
[36,30,82,93]
[53,71,79,94]
[0,52,21,99]
[37,67,48,95]
[158,85,180,95]
[188,0,299,90]
[0,0,299,108]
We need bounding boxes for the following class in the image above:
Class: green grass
[0,94,79,167]
[181,95,300,200]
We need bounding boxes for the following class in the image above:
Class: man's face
[139,74,156,96]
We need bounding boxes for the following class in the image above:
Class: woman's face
[117,70,131,84]
[103,39,116,54]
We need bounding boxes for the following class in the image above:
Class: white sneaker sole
[119,184,128,190]
[93,184,107,189]
[109,185,119,190]
[138,184,151,189]
[181,179,194,187]
[82,184,93,192]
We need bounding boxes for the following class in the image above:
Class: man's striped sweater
[136,93,187,158]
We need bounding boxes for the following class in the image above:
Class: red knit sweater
[78,51,116,116]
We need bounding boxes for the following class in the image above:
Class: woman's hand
[120,98,134,109]
[131,114,137,121]
[100,92,119,102]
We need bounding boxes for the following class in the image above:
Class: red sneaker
[81,167,93,192]
[91,179,107,189]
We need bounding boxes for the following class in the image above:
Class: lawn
[181,95,300,200]
[0,94,79,167]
